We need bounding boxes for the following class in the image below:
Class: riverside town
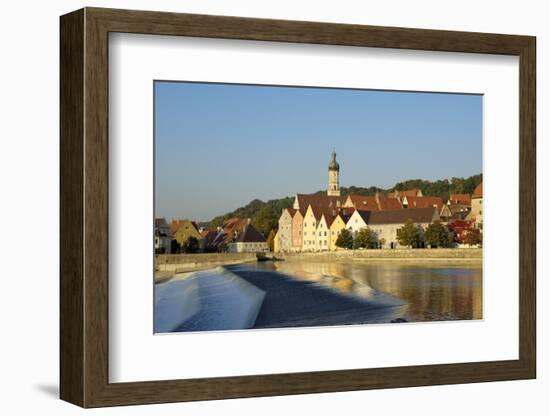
[155,151,483,257]
[154,150,483,333]
[153,82,482,334]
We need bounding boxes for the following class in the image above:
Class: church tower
[327,150,340,197]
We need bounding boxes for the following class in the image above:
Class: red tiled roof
[309,206,327,221]
[403,196,443,210]
[377,195,403,210]
[295,193,345,209]
[449,194,471,205]
[347,194,402,211]
[169,221,181,235]
[473,183,483,198]
[347,195,379,210]
[367,207,437,225]
[220,217,251,244]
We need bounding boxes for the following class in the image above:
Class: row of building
[155,151,483,254]
[273,151,483,252]
[154,216,269,254]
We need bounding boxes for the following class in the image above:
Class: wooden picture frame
[60,7,536,408]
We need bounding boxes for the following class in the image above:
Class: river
[249,260,482,323]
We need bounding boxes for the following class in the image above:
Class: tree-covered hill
[208,173,482,237]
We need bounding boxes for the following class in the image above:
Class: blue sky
[155,81,482,221]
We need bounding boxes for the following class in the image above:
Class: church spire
[327,150,340,196]
[328,149,339,171]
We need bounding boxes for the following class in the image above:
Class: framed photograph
[60,7,536,408]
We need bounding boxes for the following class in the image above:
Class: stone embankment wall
[281,248,482,261]
[155,252,257,274]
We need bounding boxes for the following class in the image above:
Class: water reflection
[254,261,482,322]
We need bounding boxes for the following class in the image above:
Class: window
[324,231,327,236]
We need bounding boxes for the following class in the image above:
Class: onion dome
[328,150,339,171]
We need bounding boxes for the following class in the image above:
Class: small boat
[256,252,284,262]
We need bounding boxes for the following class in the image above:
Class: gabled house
[346,209,370,234]
[329,212,351,251]
[315,213,332,251]
[277,208,296,252]
[228,223,269,253]
[302,205,322,251]
[171,219,203,246]
[220,217,251,245]
[291,209,305,251]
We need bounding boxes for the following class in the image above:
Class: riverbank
[155,248,482,282]
[280,248,482,264]
[155,252,257,282]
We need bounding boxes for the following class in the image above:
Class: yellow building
[329,213,349,251]
[273,229,281,253]
[171,219,203,245]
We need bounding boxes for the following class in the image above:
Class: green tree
[335,228,354,250]
[464,229,482,247]
[253,205,278,237]
[181,236,199,253]
[424,220,453,248]
[267,229,277,252]
[396,219,421,248]
[354,227,378,249]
